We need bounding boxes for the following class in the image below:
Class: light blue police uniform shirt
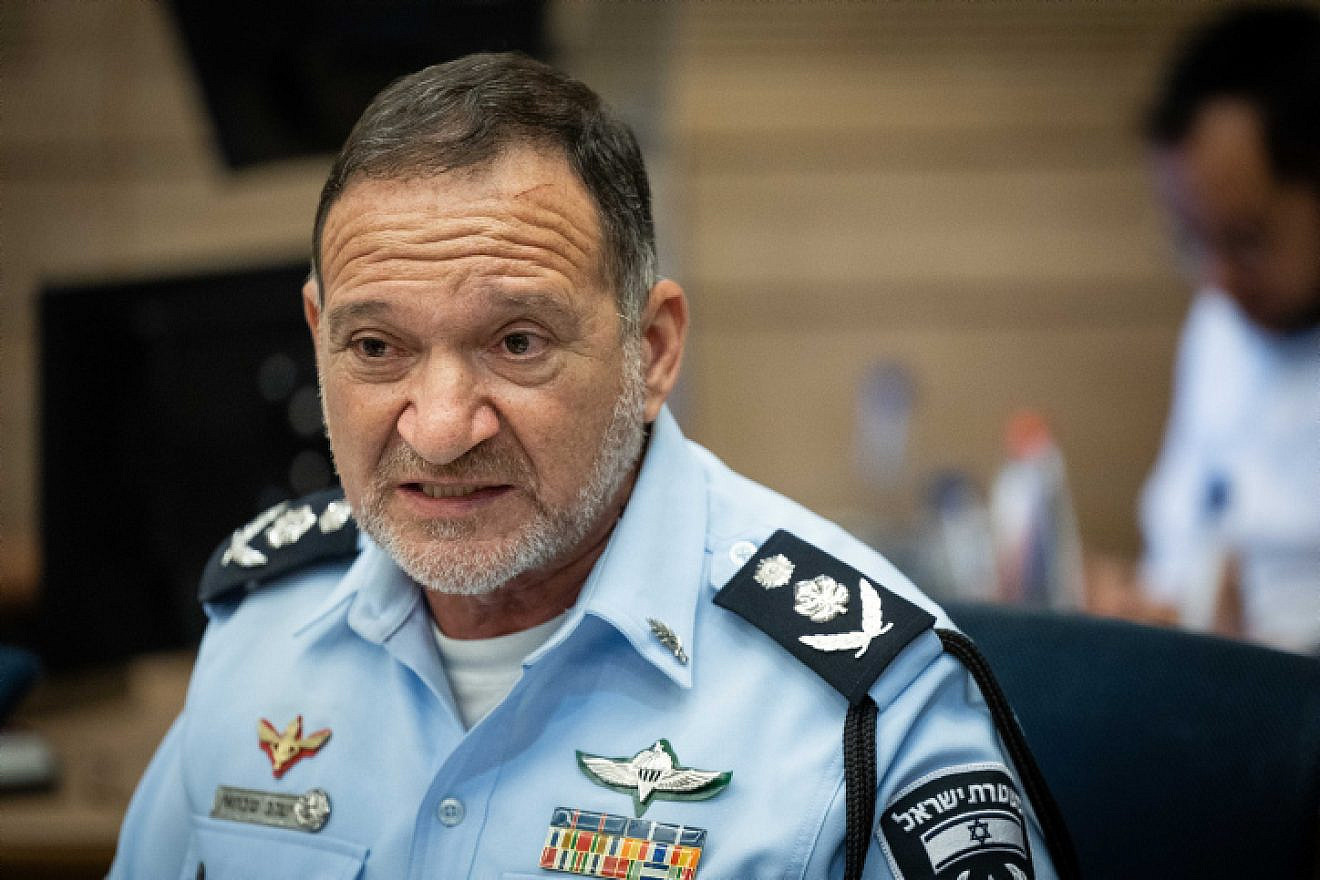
[110,408,1059,879]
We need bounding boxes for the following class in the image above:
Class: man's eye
[354,337,390,358]
[502,332,535,356]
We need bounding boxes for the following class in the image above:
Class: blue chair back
[944,601,1320,879]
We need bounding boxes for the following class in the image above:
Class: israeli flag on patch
[878,765,1034,880]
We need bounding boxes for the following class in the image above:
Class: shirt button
[437,797,465,826]
[730,540,757,566]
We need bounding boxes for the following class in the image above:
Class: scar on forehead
[512,182,559,199]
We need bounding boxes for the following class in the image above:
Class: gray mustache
[374,438,533,485]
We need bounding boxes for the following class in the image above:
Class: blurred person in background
[1102,4,1320,654]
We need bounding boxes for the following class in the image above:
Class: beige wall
[1,2,1222,605]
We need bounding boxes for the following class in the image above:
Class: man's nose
[395,356,500,466]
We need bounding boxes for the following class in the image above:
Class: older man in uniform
[111,54,1071,879]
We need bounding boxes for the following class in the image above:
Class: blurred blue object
[945,601,1320,878]
[0,645,58,793]
[0,644,40,725]
[853,360,915,491]
[919,470,996,603]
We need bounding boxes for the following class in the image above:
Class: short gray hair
[312,52,657,333]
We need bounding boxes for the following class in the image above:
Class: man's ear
[638,279,688,422]
[302,275,322,340]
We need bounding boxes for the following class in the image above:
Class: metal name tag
[211,785,331,833]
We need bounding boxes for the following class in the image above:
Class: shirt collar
[528,406,706,689]
[293,532,420,643]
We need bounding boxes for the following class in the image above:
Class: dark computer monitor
[166,0,548,168]
[30,263,330,668]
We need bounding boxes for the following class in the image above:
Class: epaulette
[714,529,933,880]
[714,530,1080,880]
[714,529,935,705]
[198,486,359,604]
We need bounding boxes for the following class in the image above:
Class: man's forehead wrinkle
[323,235,600,323]
[341,180,597,244]
[467,193,600,273]
[332,238,587,291]
[320,211,359,284]
[321,205,414,288]
[321,168,608,300]
[508,180,600,245]
[448,178,602,279]
[329,202,594,264]
[330,225,595,296]
[324,232,414,293]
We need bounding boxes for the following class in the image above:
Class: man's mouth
[418,483,484,499]
[399,481,513,503]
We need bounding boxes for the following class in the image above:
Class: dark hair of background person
[1144,4,1320,192]
[311,51,657,333]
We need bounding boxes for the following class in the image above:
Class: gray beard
[350,337,648,596]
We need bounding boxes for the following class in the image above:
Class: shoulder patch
[878,765,1034,880]
[713,529,935,704]
[198,487,359,604]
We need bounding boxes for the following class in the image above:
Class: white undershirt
[431,612,568,729]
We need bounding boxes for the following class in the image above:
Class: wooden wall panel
[686,167,1172,294]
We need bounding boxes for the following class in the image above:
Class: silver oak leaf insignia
[220,502,288,568]
[794,574,849,623]
[318,499,352,533]
[797,578,894,658]
[265,505,317,549]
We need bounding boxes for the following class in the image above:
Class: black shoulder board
[198,486,360,604]
[714,529,935,705]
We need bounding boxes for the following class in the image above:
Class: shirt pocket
[180,816,367,880]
